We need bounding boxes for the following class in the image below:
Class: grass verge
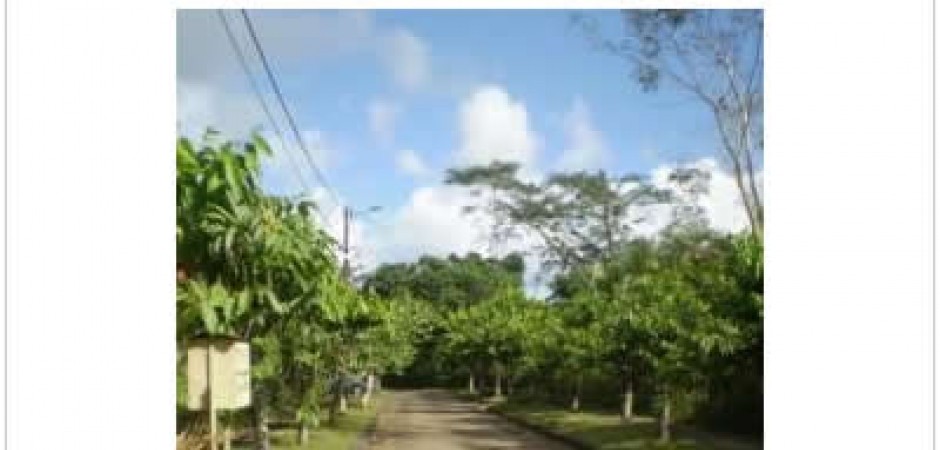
[489,401,761,450]
[266,394,383,450]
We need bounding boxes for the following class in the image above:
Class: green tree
[620,231,762,441]
[177,132,406,448]
[365,252,524,310]
[446,165,670,272]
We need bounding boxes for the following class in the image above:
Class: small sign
[187,339,251,410]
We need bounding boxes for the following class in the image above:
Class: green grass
[266,394,382,450]
[492,401,761,450]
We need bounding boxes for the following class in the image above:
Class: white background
[2,0,934,449]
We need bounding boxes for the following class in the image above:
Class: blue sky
[177,9,750,293]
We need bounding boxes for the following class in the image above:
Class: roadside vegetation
[177,9,762,449]
[176,133,419,449]
[266,392,382,450]
[492,400,761,450]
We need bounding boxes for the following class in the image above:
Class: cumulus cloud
[454,85,539,168]
[367,99,400,144]
[367,183,551,297]
[379,28,431,90]
[396,149,432,178]
[556,97,610,171]
[645,157,758,234]
[374,186,489,263]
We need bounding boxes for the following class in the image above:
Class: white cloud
[379,28,431,90]
[455,85,539,168]
[396,149,432,178]
[367,99,400,144]
[644,157,759,234]
[374,186,489,263]
[366,183,551,296]
[556,97,610,171]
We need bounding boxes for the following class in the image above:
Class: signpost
[187,339,251,450]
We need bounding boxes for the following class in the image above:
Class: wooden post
[208,343,218,450]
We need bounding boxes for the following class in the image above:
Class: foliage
[176,132,336,340]
[176,133,422,440]
[446,165,670,272]
[176,131,762,443]
[375,230,762,438]
[364,252,525,310]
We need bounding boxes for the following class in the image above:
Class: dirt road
[364,389,573,450]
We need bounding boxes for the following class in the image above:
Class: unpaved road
[364,389,573,450]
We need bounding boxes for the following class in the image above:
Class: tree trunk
[571,374,582,412]
[468,374,476,394]
[659,393,672,443]
[711,104,760,235]
[505,372,513,397]
[253,407,270,450]
[329,374,344,424]
[296,423,309,445]
[494,373,503,397]
[362,372,376,407]
[621,375,634,422]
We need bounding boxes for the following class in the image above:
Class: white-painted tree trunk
[468,375,476,393]
[362,372,376,407]
[659,396,672,443]
[621,378,634,422]
[494,373,503,397]
[571,375,582,412]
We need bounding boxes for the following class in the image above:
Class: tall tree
[575,9,764,235]
[446,165,670,273]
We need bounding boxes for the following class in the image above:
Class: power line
[238,9,343,210]
[215,9,311,197]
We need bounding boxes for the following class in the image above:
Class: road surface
[364,389,573,450]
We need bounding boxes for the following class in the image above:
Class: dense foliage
[176,133,421,447]
[177,132,763,446]
[372,161,763,439]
